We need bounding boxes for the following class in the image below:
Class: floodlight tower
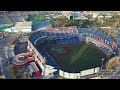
[43,57,46,76]
[101,58,105,71]
[0,58,3,73]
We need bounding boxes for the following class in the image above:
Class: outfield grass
[48,42,105,73]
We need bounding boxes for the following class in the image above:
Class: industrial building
[5,22,32,33]
[12,22,32,33]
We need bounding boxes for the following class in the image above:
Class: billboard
[64,72,70,78]
[94,67,100,73]
[90,76,101,79]
[83,68,94,76]
[59,67,100,79]
[76,73,81,79]
[59,70,64,77]
[80,70,85,77]
[69,73,75,79]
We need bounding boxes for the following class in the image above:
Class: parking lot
[0,57,13,79]
[0,34,20,48]
[14,41,28,55]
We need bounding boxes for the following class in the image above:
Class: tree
[24,73,32,79]
[50,21,55,28]
[85,14,93,19]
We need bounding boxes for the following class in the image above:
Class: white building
[62,11,88,20]
[4,28,12,32]
[92,13,99,18]
[44,65,57,76]
[83,11,100,19]
[100,26,112,30]
[8,22,32,33]
[73,13,88,20]
[61,11,73,19]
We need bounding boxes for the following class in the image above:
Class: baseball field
[47,42,106,73]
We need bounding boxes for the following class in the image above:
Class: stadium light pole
[0,58,3,73]
[43,57,46,76]
[73,67,74,73]
[101,58,105,71]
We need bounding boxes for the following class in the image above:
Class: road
[14,41,28,55]
[0,58,13,79]
[105,63,120,79]
[0,34,20,79]
[0,34,20,48]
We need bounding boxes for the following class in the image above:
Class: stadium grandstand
[28,26,118,78]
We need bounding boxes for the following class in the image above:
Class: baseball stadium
[27,26,118,79]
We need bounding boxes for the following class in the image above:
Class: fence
[59,67,100,79]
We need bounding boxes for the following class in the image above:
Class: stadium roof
[15,22,32,27]
[32,20,50,31]
[34,36,47,45]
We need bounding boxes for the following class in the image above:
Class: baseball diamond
[47,42,105,73]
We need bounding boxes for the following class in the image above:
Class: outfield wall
[59,67,100,79]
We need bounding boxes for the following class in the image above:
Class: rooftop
[15,22,32,27]
[0,25,12,32]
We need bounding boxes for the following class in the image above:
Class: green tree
[85,14,93,19]
[50,21,55,28]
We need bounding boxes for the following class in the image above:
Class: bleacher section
[78,28,117,49]
[87,37,113,55]
[29,27,117,54]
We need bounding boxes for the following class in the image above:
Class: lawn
[0,25,11,32]
[48,42,105,73]
[27,16,45,22]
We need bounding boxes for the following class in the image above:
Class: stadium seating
[78,28,117,50]
[39,48,61,69]
[28,27,118,71]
